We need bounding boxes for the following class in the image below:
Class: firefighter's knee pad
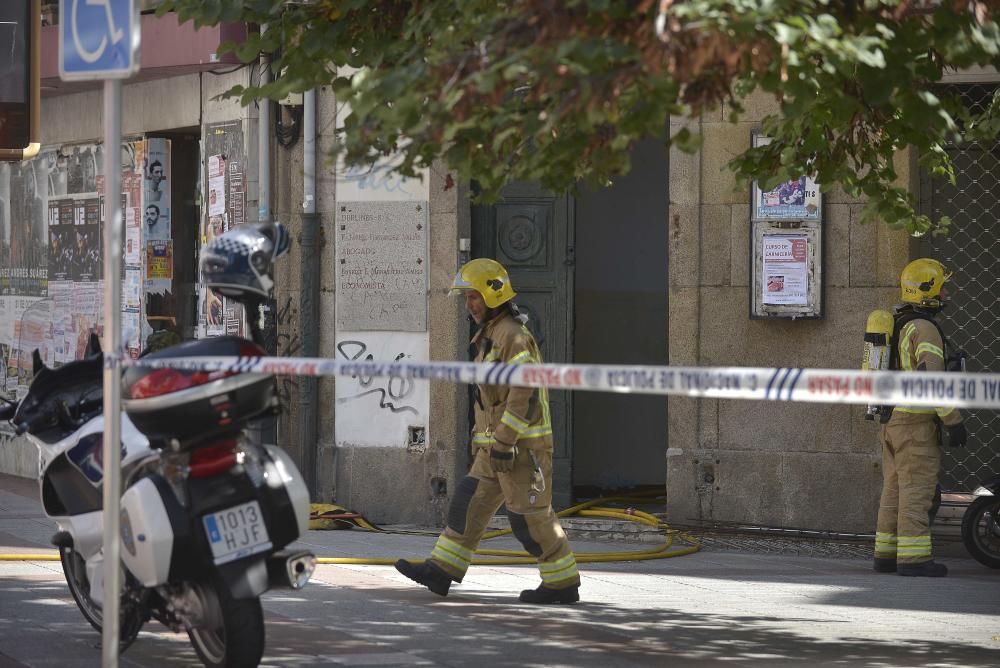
[508,509,566,557]
[447,475,481,534]
[508,511,544,557]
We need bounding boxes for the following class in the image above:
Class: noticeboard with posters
[749,131,823,319]
[751,222,823,319]
[750,133,822,223]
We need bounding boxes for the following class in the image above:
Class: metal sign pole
[101,77,123,667]
[58,2,138,665]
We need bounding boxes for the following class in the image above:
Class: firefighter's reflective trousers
[429,446,580,590]
[876,413,941,565]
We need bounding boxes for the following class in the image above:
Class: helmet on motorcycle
[200,222,290,300]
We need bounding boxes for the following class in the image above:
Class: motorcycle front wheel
[59,547,144,649]
[187,579,265,668]
[961,495,1000,569]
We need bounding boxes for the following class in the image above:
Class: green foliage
[158,0,1000,234]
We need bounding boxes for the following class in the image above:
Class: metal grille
[921,83,1000,492]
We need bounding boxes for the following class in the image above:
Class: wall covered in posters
[199,120,246,339]
[143,138,172,295]
[0,139,166,397]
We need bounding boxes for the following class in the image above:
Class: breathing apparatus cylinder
[862,309,894,420]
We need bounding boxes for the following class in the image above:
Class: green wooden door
[472,182,575,508]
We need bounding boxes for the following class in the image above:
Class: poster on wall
[207,154,226,217]
[72,198,101,282]
[761,234,809,306]
[124,269,142,309]
[47,200,73,281]
[125,225,141,264]
[0,156,50,296]
[200,121,246,339]
[750,134,822,223]
[751,223,823,319]
[145,240,173,286]
[142,138,172,308]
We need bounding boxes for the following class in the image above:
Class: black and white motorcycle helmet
[200,222,290,300]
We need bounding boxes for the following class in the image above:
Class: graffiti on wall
[274,295,300,403]
[332,331,429,448]
[335,340,418,415]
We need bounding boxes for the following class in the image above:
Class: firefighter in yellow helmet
[874,258,967,577]
[395,258,581,603]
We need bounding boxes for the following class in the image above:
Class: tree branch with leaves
[160,0,1000,234]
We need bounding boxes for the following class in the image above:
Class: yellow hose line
[0,495,701,565]
[315,497,701,565]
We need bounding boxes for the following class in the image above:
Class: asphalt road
[2,474,999,667]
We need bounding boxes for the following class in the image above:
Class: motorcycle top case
[122,337,277,448]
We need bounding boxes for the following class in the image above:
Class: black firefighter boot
[872,557,897,573]
[519,584,580,604]
[897,560,948,577]
[394,559,453,596]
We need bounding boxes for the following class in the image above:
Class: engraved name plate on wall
[336,201,429,332]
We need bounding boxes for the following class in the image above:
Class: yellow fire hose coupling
[0,495,700,564]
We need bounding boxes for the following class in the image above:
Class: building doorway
[470,138,670,506]
[573,137,669,496]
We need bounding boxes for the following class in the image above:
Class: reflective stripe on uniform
[874,531,897,556]
[472,433,496,447]
[895,406,937,415]
[897,322,947,415]
[521,424,553,438]
[500,410,531,435]
[896,535,932,559]
[900,324,917,371]
[937,406,959,420]
[539,553,579,584]
[431,536,474,573]
[518,386,553,439]
[915,342,944,360]
[507,350,534,365]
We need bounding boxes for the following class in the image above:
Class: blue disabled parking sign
[59,0,140,81]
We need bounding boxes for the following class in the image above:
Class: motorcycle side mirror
[32,349,45,375]
[84,332,102,357]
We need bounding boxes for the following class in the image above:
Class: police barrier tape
[123,355,1000,410]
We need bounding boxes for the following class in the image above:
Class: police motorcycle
[0,223,314,667]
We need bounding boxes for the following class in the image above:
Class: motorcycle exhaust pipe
[266,550,317,590]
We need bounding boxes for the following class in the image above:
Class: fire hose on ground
[0,493,701,564]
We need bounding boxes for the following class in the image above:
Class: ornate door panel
[473,182,575,508]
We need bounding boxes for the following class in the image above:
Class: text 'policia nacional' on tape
[123,355,1000,411]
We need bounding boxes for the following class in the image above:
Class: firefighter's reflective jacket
[470,311,553,452]
[891,316,963,426]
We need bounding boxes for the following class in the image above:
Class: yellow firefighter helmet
[900,258,951,307]
[449,258,517,308]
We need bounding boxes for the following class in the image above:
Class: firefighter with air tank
[863,258,968,577]
[395,258,581,604]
